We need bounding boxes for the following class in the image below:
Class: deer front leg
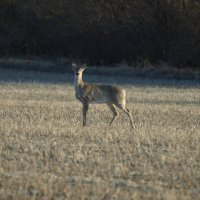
[82,101,89,126]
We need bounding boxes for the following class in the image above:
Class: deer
[72,63,134,128]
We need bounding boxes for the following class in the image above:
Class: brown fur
[72,64,134,127]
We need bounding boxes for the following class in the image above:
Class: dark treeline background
[0,0,200,68]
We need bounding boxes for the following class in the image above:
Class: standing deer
[72,63,134,128]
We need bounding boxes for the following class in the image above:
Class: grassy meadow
[0,68,200,199]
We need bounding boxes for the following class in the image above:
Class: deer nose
[76,73,79,76]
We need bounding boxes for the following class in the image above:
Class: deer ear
[72,63,77,70]
[82,64,87,70]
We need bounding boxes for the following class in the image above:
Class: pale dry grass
[0,69,200,200]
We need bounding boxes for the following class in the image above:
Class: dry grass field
[0,69,200,200]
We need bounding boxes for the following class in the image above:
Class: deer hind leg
[116,103,134,128]
[107,103,118,125]
[82,101,89,126]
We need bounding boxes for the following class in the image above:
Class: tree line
[0,0,200,68]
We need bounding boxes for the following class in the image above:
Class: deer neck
[74,73,84,89]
